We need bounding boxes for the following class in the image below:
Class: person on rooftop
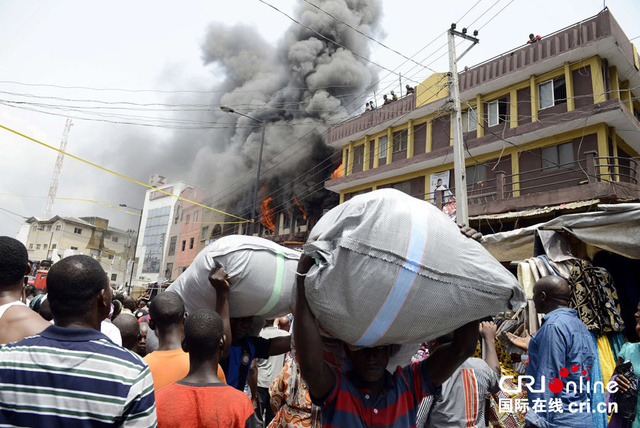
[527,33,541,44]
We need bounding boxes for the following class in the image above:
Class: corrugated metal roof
[470,199,601,221]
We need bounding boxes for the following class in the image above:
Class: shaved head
[113,314,139,350]
[533,276,571,313]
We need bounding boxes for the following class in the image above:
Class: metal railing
[433,152,639,209]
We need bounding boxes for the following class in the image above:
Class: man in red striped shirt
[294,254,481,428]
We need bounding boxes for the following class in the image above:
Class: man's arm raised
[293,255,334,401]
[209,265,231,358]
[424,320,480,388]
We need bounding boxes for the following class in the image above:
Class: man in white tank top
[0,237,50,344]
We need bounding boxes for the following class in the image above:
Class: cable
[0,123,252,222]
[300,0,438,74]
[256,0,422,84]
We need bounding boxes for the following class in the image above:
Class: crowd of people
[0,228,638,427]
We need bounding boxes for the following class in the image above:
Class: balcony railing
[433,152,639,209]
[327,95,415,144]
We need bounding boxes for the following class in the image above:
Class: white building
[132,179,192,288]
[23,216,132,288]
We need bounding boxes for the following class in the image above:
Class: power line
[256,0,422,84]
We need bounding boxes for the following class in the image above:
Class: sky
[0,0,638,239]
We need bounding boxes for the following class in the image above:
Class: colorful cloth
[156,382,253,428]
[609,332,628,361]
[487,377,527,428]
[568,260,625,336]
[589,332,608,428]
[268,359,321,428]
[0,325,156,427]
[313,361,439,427]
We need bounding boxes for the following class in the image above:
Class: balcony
[327,94,415,145]
[435,153,639,217]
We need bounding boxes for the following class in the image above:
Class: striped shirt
[416,358,500,427]
[314,361,438,427]
[0,325,157,427]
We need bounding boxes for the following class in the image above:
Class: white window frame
[462,107,478,132]
[378,136,388,159]
[538,77,567,110]
[487,100,500,127]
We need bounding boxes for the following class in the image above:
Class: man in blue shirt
[519,276,597,428]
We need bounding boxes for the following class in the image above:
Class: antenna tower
[44,118,73,218]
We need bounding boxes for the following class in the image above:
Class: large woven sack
[302,189,526,347]
[167,235,300,319]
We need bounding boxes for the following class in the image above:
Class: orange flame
[260,196,276,232]
[331,164,343,179]
[293,196,307,221]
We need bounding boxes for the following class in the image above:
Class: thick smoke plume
[102,0,383,225]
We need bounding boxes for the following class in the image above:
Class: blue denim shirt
[525,308,596,427]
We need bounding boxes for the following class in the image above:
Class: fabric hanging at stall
[568,260,625,336]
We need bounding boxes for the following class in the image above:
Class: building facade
[23,216,131,288]
[133,180,192,287]
[325,9,640,235]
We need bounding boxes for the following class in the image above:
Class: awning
[470,199,601,221]
[482,203,640,261]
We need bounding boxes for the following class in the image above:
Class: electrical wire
[0,123,252,222]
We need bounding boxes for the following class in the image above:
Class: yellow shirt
[144,349,226,391]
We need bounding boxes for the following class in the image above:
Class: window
[201,227,209,240]
[194,211,199,223]
[539,77,567,109]
[390,180,412,195]
[379,136,388,159]
[542,142,574,170]
[38,225,44,231]
[46,225,52,232]
[181,240,186,251]
[174,206,181,225]
[168,236,177,256]
[466,164,487,185]
[142,206,171,274]
[462,107,478,132]
[43,244,48,250]
[112,236,119,243]
[108,254,114,260]
[52,244,57,249]
[70,246,78,250]
[165,263,173,280]
[185,214,190,225]
[36,244,41,250]
[353,145,364,165]
[29,244,34,250]
[73,227,82,235]
[189,237,194,249]
[487,98,508,127]
[111,274,117,281]
[55,224,61,231]
[392,130,408,153]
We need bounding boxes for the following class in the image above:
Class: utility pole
[448,24,479,225]
[44,118,73,219]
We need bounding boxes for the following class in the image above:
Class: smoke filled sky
[0,0,639,238]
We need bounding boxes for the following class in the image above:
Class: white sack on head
[167,235,300,319]
[302,189,526,347]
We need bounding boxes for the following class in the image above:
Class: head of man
[230,316,254,344]
[113,313,140,350]
[532,276,571,314]
[182,309,225,362]
[0,236,30,293]
[277,316,291,332]
[149,292,185,331]
[136,322,148,356]
[46,255,110,329]
[346,344,391,384]
[123,296,136,312]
